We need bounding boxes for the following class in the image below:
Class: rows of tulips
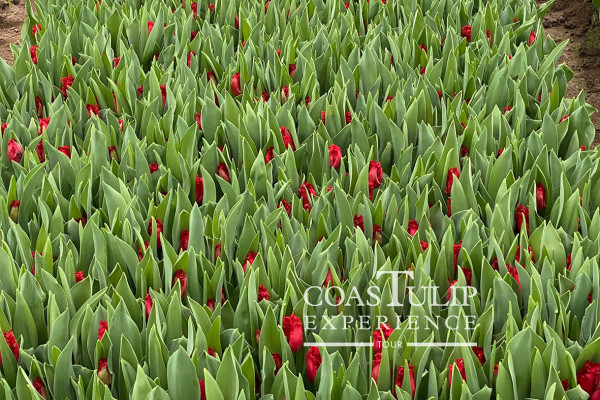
[1,0,600,398]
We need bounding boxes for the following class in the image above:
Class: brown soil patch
[541,0,600,147]
[0,0,27,64]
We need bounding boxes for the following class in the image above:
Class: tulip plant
[1,0,600,398]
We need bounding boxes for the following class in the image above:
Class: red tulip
[560,115,570,123]
[504,106,513,113]
[179,230,189,252]
[214,243,222,260]
[420,241,429,251]
[289,63,296,78]
[536,183,546,209]
[321,111,326,125]
[369,161,383,188]
[460,146,469,158]
[462,267,472,285]
[258,284,270,301]
[1,122,6,135]
[447,280,457,301]
[419,67,426,75]
[231,72,241,96]
[282,314,303,352]
[528,29,536,46]
[373,224,382,244]
[323,270,334,287]
[216,162,230,182]
[497,148,504,157]
[453,241,462,269]
[0,330,19,366]
[172,269,188,297]
[472,346,485,364]
[372,353,382,383]
[147,20,155,34]
[144,291,153,319]
[408,220,418,236]
[506,265,522,292]
[271,353,282,374]
[449,359,466,383]
[58,145,71,158]
[395,362,416,398]
[265,147,274,163]
[243,251,257,273]
[85,104,100,118]
[354,215,364,232]
[298,182,317,211]
[113,56,121,68]
[373,323,393,353]
[515,204,529,234]
[461,25,472,42]
[486,29,492,45]
[280,126,296,150]
[97,358,111,385]
[98,320,108,340]
[208,3,215,12]
[567,253,572,271]
[33,377,48,399]
[345,111,352,124]
[147,218,163,248]
[305,96,311,107]
[577,360,600,395]
[279,198,291,216]
[61,75,74,97]
[234,14,239,29]
[108,145,118,162]
[137,241,149,261]
[75,271,84,282]
[32,24,41,36]
[494,363,499,376]
[281,86,290,101]
[329,144,342,169]
[199,380,206,400]
[206,70,217,83]
[75,213,87,226]
[195,175,203,204]
[7,139,23,163]
[149,163,159,174]
[8,199,19,222]
[306,346,322,383]
[30,45,38,65]
[446,167,460,195]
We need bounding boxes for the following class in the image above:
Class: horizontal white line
[303,342,477,347]
[407,342,477,347]
[303,342,374,347]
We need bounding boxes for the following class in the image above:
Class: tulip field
[1,0,600,398]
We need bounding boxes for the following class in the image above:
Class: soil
[1,0,600,145]
[541,0,600,147]
[0,0,27,64]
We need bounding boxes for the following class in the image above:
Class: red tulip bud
[216,162,230,182]
[97,358,112,385]
[231,72,241,96]
[282,314,303,352]
[172,269,188,297]
[328,144,342,169]
[7,139,23,163]
[306,346,322,383]
[98,320,108,340]
[5,201,21,226]
[33,377,48,399]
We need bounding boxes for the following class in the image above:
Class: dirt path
[541,0,600,147]
[0,0,27,64]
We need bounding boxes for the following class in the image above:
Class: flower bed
[1,0,600,398]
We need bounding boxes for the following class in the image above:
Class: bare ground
[0,0,27,64]
[541,0,600,146]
